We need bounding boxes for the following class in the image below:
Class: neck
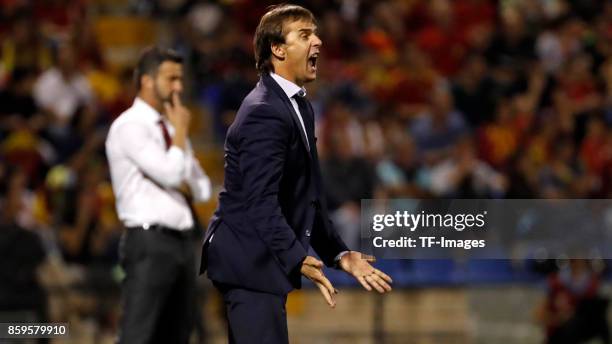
[272,65,302,86]
[138,92,163,114]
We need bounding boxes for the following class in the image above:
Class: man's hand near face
[164,92,190,150]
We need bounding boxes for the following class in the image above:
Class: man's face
[278,19,322,86]
[153,61,183,104]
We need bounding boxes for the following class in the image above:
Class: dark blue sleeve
[238,104,307,276]
[311,177,350,267]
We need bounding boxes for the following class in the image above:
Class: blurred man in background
[105,47,211,344]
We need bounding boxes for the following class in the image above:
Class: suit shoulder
[236,87,286,122]
[227,87,290,142]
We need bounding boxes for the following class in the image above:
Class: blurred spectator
[0,68,48,183]
[319,99,368,158]
[319,10,360,62]
[376,129,423,197]
[505,151,539,198]
[539,136,597,198]
[0,67,41,123]
[478,97,530,170]
[321,127,377,249]
[410,81,468,161]
[33,41,102,164]
[32,0,86,40]
[536,259,610,344]
[0,168,48,328]
[0,9,52,83]
[452,53,496,126]
[485,6,535,68]
[558,53,601,116]
[58,161,118,265]
[579,117,612,177]
[417,135,507,197]
[414,0,469,76]
[389,44,438,110]
[33,41,95,127]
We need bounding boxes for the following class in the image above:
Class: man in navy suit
[200,4,392,343]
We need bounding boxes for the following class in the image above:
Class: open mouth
[307,53,318,72]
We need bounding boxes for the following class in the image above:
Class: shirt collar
[133,97,162,122]
[270,72,307,99]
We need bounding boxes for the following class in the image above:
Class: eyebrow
[298,27,317,34]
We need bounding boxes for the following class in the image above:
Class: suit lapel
[261,74,312,157]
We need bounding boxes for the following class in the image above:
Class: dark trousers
[118,227,198,344]
[214,282,289,344]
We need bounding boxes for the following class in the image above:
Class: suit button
[305,229,311,237]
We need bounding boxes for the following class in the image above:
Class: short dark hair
[134,46,183,90]
[253,4,315,74]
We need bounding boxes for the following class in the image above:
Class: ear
[141,74,154,90]
[271,43,285,61]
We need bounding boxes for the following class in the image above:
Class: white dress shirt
[105,97,211,230]
[270,72,309,146]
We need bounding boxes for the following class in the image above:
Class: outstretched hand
[339,251,392,293]
[301,256,338,308]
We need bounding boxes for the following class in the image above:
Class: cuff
[333,250,350,269]
[191,176,212,202]
[168,145,185,159]
[169,146,187,174]
[277,240,308,276]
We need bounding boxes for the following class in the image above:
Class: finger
[316,281,335,307]
[374,269,393,284]
[312,271,336,296]
[357,275,372,292]
[163,101,173,115]
[321,274,337,295]
[365,275,386,293]
[172,92,182,107]
[366,275,386,294]
[372,275,392,292]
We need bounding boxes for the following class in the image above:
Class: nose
[312,33,322,48]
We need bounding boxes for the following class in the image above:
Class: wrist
[173,125,188,137]
[172,129,188,149]
[334,250,350,269]
[298,256,308,275]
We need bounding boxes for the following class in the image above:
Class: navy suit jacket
[200,74,348,295]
